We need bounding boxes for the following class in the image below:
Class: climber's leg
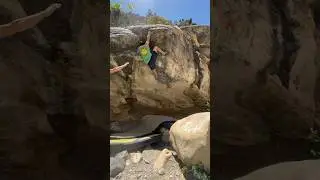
[153,46,166,55]
[148,50,158,79]
[0,3,61,38]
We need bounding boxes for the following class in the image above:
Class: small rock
[143,157,150,164]
[136,174,142,179]
[115,173,122,179]
[125,159,131,166]
[110,157,125,177]
[171,151,177,156]
[130,152,142,163]
[158,168,165,175]
[116,150,129,160]
[153,148,173,176]
[160,128,170,143]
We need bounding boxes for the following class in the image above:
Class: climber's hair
[137,41,145,48]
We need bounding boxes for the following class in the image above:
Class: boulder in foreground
[169,112,210,172]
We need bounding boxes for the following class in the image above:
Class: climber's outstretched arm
[110,62,129,74]
[0,3,61,38]
[145,31,151,46]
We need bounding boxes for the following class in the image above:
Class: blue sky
[112,0,210,25]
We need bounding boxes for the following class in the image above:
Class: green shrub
[110,0,137,27]
[146,15,171,25]
[145,9,171,25]
[174,18,197,26]
[182,164,210,180]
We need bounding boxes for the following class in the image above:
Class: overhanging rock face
[110,25,210,122]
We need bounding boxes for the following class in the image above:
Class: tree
[146,9,155,17]
[147,16,171,25]
[110,0,134,13]
[145,9,171,25]
[110,0,136,27]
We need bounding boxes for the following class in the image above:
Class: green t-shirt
[137,45,152,64]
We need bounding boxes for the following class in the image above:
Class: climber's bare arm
[0,3,61,38]
[145,31,151,46]
[110,62,129,74]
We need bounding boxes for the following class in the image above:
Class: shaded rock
[169,112,210,172]
[212,0,318,145]
[110,156,125,178]
[0,102,55,165]
[116,150,129,160]
[110,27,139,51]
[111,115,175,137]
[236,160,320,180]
[180,25,210,48]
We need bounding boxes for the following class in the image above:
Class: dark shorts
[148,49,158,70]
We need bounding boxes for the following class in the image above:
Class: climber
[0,3,61,38]
[110,62,129,74]
[137,31,167,79]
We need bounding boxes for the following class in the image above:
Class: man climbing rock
[137,31,167,79]
[110,62,129,74]
[0,3,61,38]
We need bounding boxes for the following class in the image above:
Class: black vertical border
[210,0,216,177]
[106,0,111,179]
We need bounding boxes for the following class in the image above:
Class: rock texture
[113,146,186,180]
[0,0,107,177]
[169,112,210,172]
[213,0,320,145]
[110,25,210,122]
[110,156,126,178]
[236,160,320,180]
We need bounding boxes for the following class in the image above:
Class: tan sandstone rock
[153,148,173,175]
[110,25,210,122]
[169,112,210,172]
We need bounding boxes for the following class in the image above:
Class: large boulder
[212,0,318,145]
[169,112,210,172]
[236,160,320,180]
[110,25,210,122]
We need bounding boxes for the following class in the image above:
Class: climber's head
[137,41,145,48]
[137,41,147,55]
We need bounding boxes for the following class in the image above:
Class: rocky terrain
[110,146,186,180]
[110,112,210,180]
